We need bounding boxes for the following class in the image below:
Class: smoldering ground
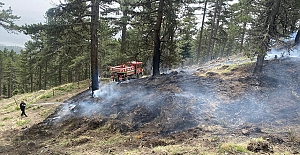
[45,45,300,135]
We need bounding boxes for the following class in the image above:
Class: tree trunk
[239,22,247,53]
[58,65,62,85]
[196,0,208,64]
[254,53,265,74]
[152,0,164,77]
[211,0,223,58]
[120,10,128,63]
[206,0,219,61]
[254,0,280,74]
[68,70,72,83]
[295,27,300,45]
[30,65,33,92]
[220,41,226,57]
[211,17,220,58]
[8,71,12,98]
[39,65,42,90]
[44,61,47,90]
[91,0,99,91]
[85,62,89,80]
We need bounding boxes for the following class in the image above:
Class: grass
[2,116,13,121]
[39,109,53,118]
[151,144,205,155]
[250,137,265,143]
[55,83,76,92]
[219,142,249,154]
[32,105,42,110]
[40,93,52,99]
[16,119,30,126]
[287,129,297,142]
[4,102,15,109]
[196,61,254,78]
[103,134,126,146]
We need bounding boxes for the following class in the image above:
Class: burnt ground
[1,56,300,154]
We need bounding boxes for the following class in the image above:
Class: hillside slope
[1,55,300,155]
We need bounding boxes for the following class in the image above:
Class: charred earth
[1,55,300,154]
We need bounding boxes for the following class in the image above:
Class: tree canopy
[0,2,20,32]
[1,0,300,98]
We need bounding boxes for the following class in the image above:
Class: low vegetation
[1,59,300,154]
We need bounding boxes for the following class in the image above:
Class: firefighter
[20,100,28,117]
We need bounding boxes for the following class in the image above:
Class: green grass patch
[103,134,126,146]
[0,123,5,127]
[250,137,265,143]
[152,144,204,155]
[40,93,52,99]
[55,84,75,92]
[4,102,14,109]
[39,109,52,118]
[219,142,249,154]
[2,116,13,121]
[32,105,42,110]
[16,119,30,126]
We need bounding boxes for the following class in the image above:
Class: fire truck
[109,61,143,82]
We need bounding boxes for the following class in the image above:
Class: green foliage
[219,143,249,154]
[103,134,126,146]
[0,2,20,32]
[4,102,14,109]
[40,93,52,99]
[32,105,42,110]
[1,0,300,98]
[0,45,23,54]
[2,116,13,121]
[55,84,74,92]
[16,119,29,126]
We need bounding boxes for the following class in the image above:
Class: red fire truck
[109,61,143,82]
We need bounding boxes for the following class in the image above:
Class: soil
[1,55,300,155]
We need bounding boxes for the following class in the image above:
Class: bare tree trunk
[85,62,89,80]
[254,53,265,74]
[206,0,219,61]
[68,70,72,83]
[39,65,42,90]
[44,61,47,90]
[239,22,247,53]
[8,70,12,98]
[196,0,208,64]
[220,41,226,57]
[295,26,300,45]
[91,0,99,91]
[30,65,33,92]
[120,10,128,63]
[152,0,164,77]
[211,17,220,58]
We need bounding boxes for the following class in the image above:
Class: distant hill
[0,45,24,54]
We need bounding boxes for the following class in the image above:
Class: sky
[0,0,60,47]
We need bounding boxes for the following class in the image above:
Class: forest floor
[1,54,300,155]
